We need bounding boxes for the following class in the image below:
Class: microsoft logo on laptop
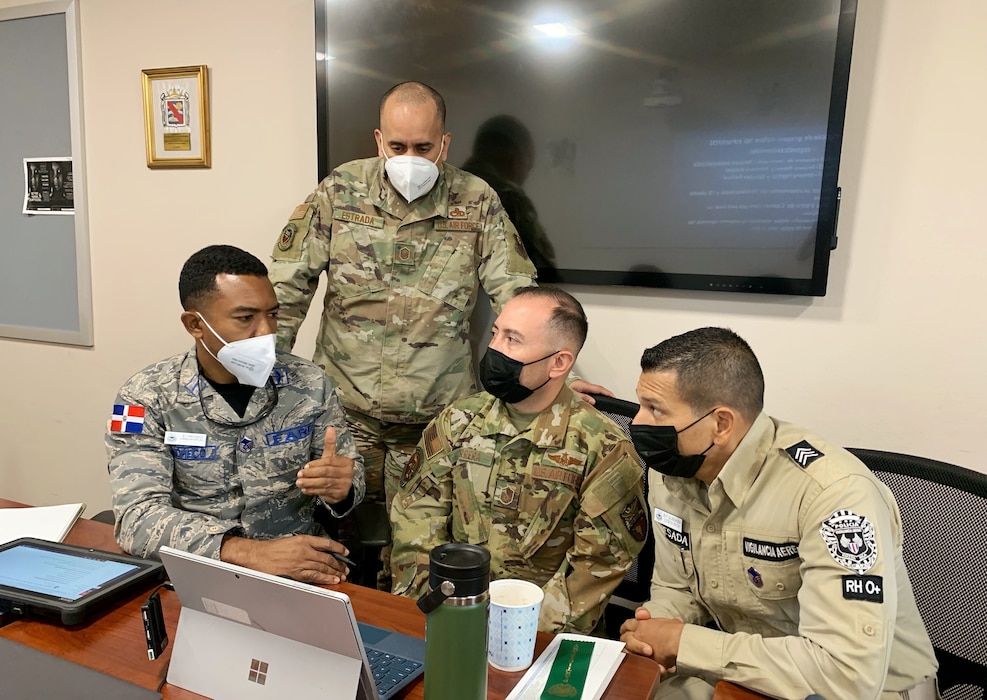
[248,658,269,685]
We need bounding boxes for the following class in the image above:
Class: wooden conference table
[1,499,665,699]
[0,499,765,699]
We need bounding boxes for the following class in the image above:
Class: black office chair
[585,393,654,638]
[847,448,987,700]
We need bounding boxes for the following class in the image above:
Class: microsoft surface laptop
[158,546,424,700]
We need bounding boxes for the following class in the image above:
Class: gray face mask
[196,313,276,388]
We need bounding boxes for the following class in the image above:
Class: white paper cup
[487,578,544,672]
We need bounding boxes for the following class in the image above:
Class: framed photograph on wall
[141,65,210,168]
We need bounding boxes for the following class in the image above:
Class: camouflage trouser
[344,408,429,591]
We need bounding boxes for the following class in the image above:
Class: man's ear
[711,407,738,445]
[374,129,385,158]
[440,133,451,162]
[181,310,204,339]
[549,349,575,379]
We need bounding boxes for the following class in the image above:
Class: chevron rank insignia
[786,440,823,468]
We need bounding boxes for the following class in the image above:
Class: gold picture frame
[141,65,211,168]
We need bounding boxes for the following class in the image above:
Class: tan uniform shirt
[391,386,648,633]
[269,158,537,424]
[645,413,937,699]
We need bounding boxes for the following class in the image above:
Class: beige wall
[0,0,984,512]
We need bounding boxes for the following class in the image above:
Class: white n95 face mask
[382,140,443,202]
[196,313,276,388]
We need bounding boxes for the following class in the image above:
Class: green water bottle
[417,543,490,700]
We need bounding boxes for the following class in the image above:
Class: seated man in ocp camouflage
[620,327,938,700]
[106,245,364,585]
[390,287,647,633]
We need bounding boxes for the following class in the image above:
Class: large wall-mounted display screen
[316,0,857,296]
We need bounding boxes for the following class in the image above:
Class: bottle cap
[428,543,490,598]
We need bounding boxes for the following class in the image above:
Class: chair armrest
[354,502,390,549]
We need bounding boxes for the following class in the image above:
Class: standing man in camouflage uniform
[390,288,646,634]
[107,245,364,586]
[621,328,938,700]
[269,82,607,589]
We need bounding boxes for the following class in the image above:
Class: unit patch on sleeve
[620,498,648,542]
[401,448,423,488]
[743,537,799,562]
[277,223,298,251]
[842,575,884,603]
[785,440,824,468]
[820,509,877,574]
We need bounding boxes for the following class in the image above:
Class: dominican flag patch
[110,404,146,434]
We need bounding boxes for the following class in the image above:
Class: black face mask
[629,408,716,478]
[478,347,558,404]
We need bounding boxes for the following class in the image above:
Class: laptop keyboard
[366,648,423,697]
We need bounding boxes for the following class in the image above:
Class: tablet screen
[0,542,140,602]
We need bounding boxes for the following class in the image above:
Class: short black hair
[641,327,764,421]
[379,81,446,128]
[179,245,268,310]
[512,286,588,352]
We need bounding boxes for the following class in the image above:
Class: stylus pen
[331,551,357,569]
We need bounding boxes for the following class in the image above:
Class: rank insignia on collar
[786,440,823,468]
[271,366,290,387]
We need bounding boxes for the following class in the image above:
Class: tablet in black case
[0,538,164,626]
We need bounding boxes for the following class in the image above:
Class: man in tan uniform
[269,82,606,587]
[621,327,938,700]
[391,288,646,633]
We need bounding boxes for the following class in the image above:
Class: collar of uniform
[371,157,451,219]
[712,412,775,508]
[177,347,204,404]
[472,385,576,448]
[659,412,774,510]
[176,344,276,425]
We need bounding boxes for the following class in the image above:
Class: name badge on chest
[654,507,684,533]
[164,431,207,447]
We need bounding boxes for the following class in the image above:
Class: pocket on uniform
[417,231,477,312]
[742,557,802,601]
[329,225,388,298]
[517,482,577,559]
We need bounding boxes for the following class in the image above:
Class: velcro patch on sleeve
[842,575,884,603]
[423,422,442,459]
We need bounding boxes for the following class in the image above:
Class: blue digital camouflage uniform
[645,413,937,700]
[390,385,648,634]
[106,347,364,560]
